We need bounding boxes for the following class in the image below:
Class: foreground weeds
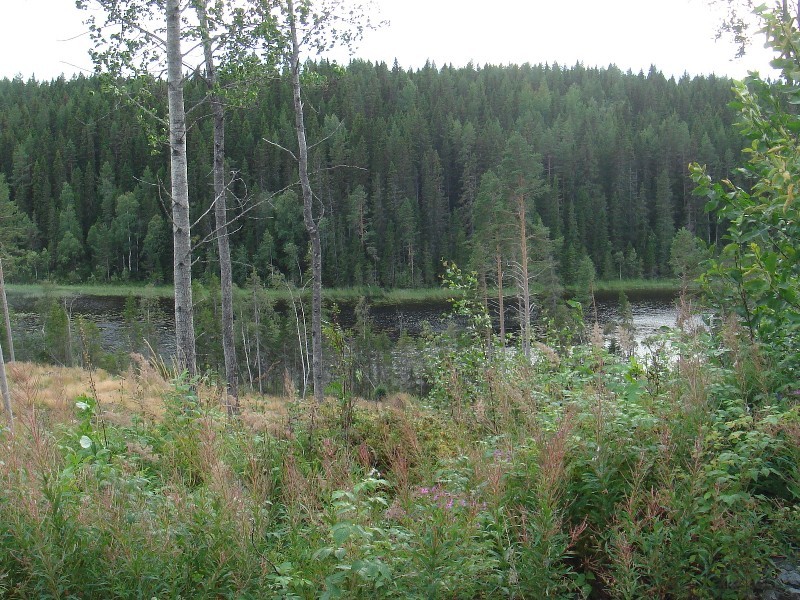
[0,317,798,599]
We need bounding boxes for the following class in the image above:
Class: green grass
[6,282,459,306]
[234,285,456,306]
[0,316,795,598]
[586,278,685,298]
[5,282,175,299]
[6,279,685,305]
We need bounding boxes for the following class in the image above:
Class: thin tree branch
[262,137,298,162]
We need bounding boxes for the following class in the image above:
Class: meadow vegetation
[0,288,798,598]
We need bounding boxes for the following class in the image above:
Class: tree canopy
[0,61,741,286]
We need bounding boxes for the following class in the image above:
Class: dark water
[4,290,680,360]
[6,293,177,358]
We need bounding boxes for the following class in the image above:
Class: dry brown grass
[4,360,289,428]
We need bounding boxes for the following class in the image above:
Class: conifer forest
[0,62,739,286]
[0,1,799,598]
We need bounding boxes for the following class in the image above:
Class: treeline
[0,60,740,286]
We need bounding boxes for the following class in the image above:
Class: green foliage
[573,254,597,307]
[1,314,798,598]
[42,299,73,366]
[0,174,36,258]
[423,262,495,415]
[669,227,708,283]
[0,62,741,287]
[691,6,800,392]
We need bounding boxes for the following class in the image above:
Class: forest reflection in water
[4,290,686,395]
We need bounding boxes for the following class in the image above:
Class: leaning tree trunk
[0,332,12,428]
[166,0,197,379]
[197,0,238,413]
[288,0,324,404]
[0,258,13,362]
[0,258,10,428]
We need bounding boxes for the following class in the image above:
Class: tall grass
[6,282,175,299]
[7,279,685,304]
[0,311,797,598]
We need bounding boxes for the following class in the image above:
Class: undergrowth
[0,307,798,599]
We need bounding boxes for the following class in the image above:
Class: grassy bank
[0,317,797,598]
[5,282,175,300]
[586,277,685,298]
[6,279,682,305]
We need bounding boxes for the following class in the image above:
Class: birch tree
[0,259,13,363]
[194,0,243,412]
[0,174,34,364]
[0,175,31,427]
[79,0,202,377]
[0,256,12,429]
[258,0,380,404]
[0,329,11,428]
[709,0,800,56]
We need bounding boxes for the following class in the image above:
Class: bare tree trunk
[517,191,531,361]
[167,0,197,379]
[495,249,505,344]
[64,299,74,368]
[288,0,324,404]
[0,332,12,428]
[197,0,238,413]
[0,258,14,362]
[253,276,263,396]
[0,255,11,426]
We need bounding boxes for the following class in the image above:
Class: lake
[4,289,681,353]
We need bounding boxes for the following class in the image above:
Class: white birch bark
[288,0,324,404]
[167,0,197,379]
[0,258,13,362]
[196,0,239,412]
[0,333,12,428]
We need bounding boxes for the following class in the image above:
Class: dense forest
[0,60,740,288]
[1,1,800,597]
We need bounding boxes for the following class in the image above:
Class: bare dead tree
[0,258,13,363]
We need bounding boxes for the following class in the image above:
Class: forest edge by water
[4,278,685,303]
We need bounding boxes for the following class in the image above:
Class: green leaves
[690,5,800,389]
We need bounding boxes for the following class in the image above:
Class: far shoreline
[5,278,686,306]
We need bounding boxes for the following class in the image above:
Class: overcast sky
[0,0,776,81]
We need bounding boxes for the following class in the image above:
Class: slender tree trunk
[0,258,11,427]
[517,191,531,360]
[197,0,238,413]
[65,300,73,367]
[0,258,14,362]
[0,336,11,428]
[496,249,505,344]
[288,0,324,404]
[167,0,197,379]
[253,276,263,396]
[241,322,253,389]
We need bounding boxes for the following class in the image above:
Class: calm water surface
[5,291,682,359]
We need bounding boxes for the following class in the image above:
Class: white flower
[79,435,93,449]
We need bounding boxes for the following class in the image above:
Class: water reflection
[5,290,681,361]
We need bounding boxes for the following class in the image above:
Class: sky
[0,0,777,81]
